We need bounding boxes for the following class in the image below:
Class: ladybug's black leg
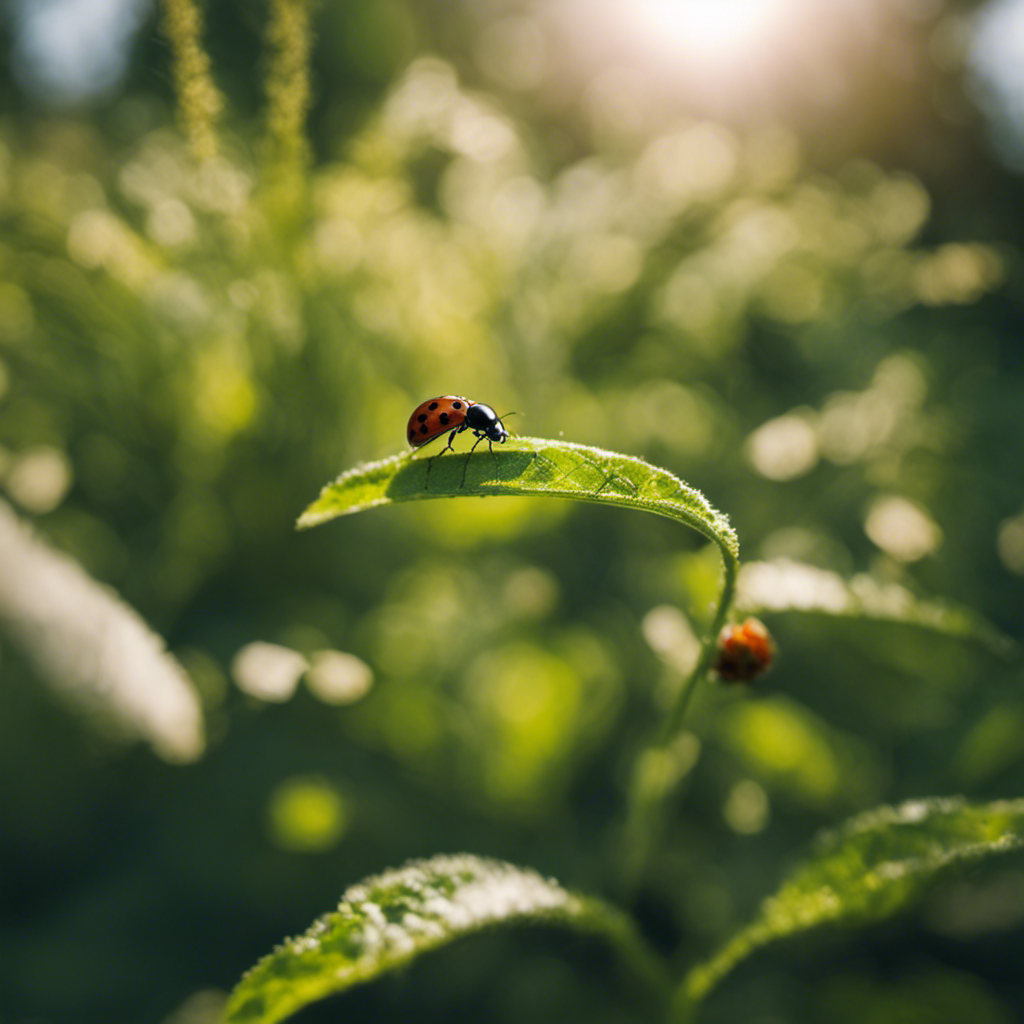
[460,432,487,487]
[438,428,460,457]
[425,428,461,488]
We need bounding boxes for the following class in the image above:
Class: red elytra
[406,396,509,451]
[406,396,472,447]
[713,617,775,683]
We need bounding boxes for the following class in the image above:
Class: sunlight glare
[548,0,886,125]
[629,0,791,63]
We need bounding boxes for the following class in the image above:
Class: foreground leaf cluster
[227,800,1024,1023]
[218,443,1024,1023]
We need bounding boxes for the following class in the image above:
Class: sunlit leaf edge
[736,558,1018,658]
[296,436,738,563]
[224,853,669,1024]
[677,796,1024,1014]
[0,498,204,762]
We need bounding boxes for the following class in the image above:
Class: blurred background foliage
[1,0,1024,1021]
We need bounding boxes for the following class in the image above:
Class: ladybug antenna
[498,411,517,439]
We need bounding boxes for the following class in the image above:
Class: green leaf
[736,558,1018,658]
[224,853,670,1024]
[297,437,738,564]
[678,797,1024,1016]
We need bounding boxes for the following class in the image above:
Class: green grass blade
[736,558,1018,658]
[677,797,1024,1017]
[223,854,670,1024]
[297,437,738,563]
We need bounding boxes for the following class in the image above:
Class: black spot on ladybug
[429,402,439,410]
[419,425,429,435]
[409,429,415,439]
[452,401,463,409]
[440,413,450,424]
[418,414,428,423]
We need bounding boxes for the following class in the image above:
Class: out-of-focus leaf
[678,797,1024,1015]
[224,853,669,1024]
[736,558,1017,657]
[297,437,738,565]
[0,498,204,762]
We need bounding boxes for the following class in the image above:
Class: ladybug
[407,395,509,454]
[713,617,775,683]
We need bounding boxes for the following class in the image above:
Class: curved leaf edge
[296,437,738,563]
[224,853,670,1024]
[675,795,1024,1018]
[736,558,1019,659]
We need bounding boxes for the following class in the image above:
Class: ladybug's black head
[465,402,508,443]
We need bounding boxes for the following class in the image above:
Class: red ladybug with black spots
[406,396,509,457]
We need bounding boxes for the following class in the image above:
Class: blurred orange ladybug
[713,617,775,683]
[406,396,509,457]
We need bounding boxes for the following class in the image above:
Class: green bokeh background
[2,1,1023,1021]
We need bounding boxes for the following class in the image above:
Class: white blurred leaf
[0,498,204,761]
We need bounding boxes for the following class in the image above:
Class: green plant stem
[622,538,737,892]
[576,896,675,1011]
[660,542,737,744]
[668,992,700,1024]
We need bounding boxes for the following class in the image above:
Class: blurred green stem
[660,554,736,744]
[262,0,313,213]
[575,896,676,1014]
[162,0,223,160]
[622,543,737,891]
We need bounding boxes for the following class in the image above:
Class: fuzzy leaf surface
[225,853,668,1024]
[680,797,1024,1010]
[298,437,738,563]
